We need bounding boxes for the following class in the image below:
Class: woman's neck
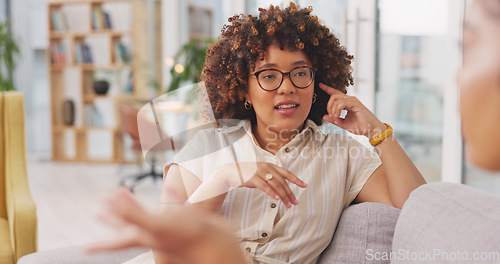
[252,123,303,155]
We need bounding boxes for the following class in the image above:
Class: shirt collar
[219,119,251,134]
[303,119,323,134]
[219,119,323,135]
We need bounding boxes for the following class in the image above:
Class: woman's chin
[272,120,307,133]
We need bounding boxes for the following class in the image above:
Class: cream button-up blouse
[171,119,382,264]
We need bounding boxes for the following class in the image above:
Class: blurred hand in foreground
[87,188,247,264]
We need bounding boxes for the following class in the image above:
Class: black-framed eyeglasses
[251,66,317,91]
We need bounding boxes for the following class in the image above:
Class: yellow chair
[0,92,37,264]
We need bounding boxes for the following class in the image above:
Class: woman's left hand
[319,83,386,139]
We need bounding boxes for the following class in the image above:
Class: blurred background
[1,0,499,252]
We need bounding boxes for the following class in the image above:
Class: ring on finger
[265,173,273,182]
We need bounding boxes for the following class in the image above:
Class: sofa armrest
[17,245,148,264]
[6,192,36,262]
[3,92,37,262]
[392,182,500,263]
[319,202,400,264]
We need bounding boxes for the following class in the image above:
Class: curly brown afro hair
[201,2,354,125]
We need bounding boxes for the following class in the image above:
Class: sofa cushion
[17,245,148,264]
[392,182,500,264]
[318,202,400,264]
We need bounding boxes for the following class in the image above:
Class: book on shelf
[50,9,69,32]
[92,6,103,30]
[74,41,93,64]
[82,44,93,63]
[113,41,131,64]
[50,43,66,64]
[103,12,113,29]
[57,44,67,64]
[74,42,82,64]
[84,103,104,127]
[125,71,133,93]
[92,6,112,30]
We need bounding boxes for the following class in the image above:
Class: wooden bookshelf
[48,0,148,163]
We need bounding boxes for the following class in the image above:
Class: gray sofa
[17,182,500,263]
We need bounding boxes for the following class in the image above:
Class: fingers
[325,94,346,125]
[263,165,307,208]
[253,178,280,201]
[236,162,307,208]
[106,188,151,226]
[319,82,345,95]
[88,195,151,254]
[86,225,164,254]
[332,99,348,126]
[320,82,385,135]
[98,188,165,245]
[322,114,336,125]
[97,210,128,229]
[320,82,356,126]
[245,170,297,208]
[273,166,308,188]
[86,237,138,253]
[265,171,296,208]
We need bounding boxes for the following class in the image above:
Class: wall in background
[0,0,6,22]
[11,0,51,155]
[161,0,243,89]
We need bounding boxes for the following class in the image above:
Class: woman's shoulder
[185,119,250,144]
[170,120,251,164]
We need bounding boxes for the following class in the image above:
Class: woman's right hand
[221,162,307,208]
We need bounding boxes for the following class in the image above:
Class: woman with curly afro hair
[202,3,353,125]
[113,3,426,264]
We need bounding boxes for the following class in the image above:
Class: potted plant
[0,22,20,92]
[167,38,212,93]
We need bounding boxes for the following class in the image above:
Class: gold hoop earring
[244,100,252,110]
[312,93,317,103]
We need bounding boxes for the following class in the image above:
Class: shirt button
[262,233,268,238]
[285,147,291,153]
[271,203,276,208]
[245,247,251,252]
